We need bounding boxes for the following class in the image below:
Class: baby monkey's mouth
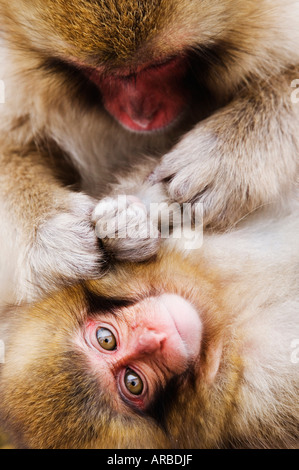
[71,55,192,132]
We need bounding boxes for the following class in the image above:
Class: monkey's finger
[148,152,191,183]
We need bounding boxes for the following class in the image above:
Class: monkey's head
[0,250,243,449]
[1,247,298,449]
[0,0,271,132]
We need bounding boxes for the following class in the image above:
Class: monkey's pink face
[79,294,202,412]
[81,56,191,132]
[5,0,227,133]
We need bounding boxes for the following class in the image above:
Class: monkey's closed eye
[96,327,117,351]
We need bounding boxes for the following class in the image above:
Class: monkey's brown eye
[96,327,117,351]
[124,369,144,396]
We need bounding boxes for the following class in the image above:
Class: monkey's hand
[0,148,108,301]
[24,192,105,295]
[92,195,161,262]
[151,85,298,230]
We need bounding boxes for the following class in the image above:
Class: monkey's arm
[0,147,104,302]
[152,68,299,229]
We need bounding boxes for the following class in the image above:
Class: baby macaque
[0,0,299,301]
[0,198,298,449]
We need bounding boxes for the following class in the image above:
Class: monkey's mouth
[80,56,191,132]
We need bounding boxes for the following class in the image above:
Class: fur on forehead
[3,0,292,71]
[1,0,178,64]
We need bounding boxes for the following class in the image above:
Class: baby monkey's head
[0,251,237,449]
[0,249,298,449]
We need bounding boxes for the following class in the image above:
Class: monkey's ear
[203,341,223,384]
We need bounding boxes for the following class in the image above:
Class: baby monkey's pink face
[79,295,202,412]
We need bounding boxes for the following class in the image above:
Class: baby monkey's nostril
[137,330,167,355]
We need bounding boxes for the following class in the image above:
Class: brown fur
[0,202,298,449]
[0,0,298,301]
[0,2,298,447]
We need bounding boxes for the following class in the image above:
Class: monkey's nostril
[137,330,166,354]
[127,99,159,127]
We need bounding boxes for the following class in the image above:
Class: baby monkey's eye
[96,327,117,351]
[124,368,144,395]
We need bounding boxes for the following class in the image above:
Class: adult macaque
[0,0,299,301]
[0,199,298,449]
